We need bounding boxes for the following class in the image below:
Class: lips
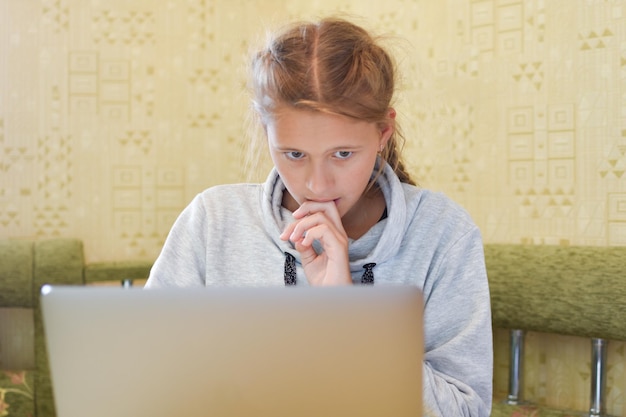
[306,198,340,205]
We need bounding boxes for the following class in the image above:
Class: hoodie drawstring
[284,253,297,285]
[284,253,375,285]
[361,263,376,284]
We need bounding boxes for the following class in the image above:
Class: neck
[341,187,386,240]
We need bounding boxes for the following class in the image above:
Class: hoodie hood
[261,158,412,274]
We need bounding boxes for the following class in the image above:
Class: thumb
[294,240,319,266]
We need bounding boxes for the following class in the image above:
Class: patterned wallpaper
[1,0,626,414]
[2,0,626,261]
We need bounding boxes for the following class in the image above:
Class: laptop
[41,285,423,417]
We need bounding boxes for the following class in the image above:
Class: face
[266,107,393,219]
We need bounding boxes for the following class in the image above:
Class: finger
[286,212,338,244]
[295,222,349,259]
[279,220,298,242]
[293,200,343,231]
[298,223,334,248]
[281,201,340,242]
[280,215,315,244]
[293,239,318,264]
[293,200,340,218]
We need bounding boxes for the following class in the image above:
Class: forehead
[266,108,378,147]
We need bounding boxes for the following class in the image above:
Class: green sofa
[1,238,625,416]
[486,244,626,417]
[0,238,152,417]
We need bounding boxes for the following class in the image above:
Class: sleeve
[421,226,493,417]
[144,193,208,288]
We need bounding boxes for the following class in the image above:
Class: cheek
[353,172,373,196]
[339,163,375,202]
[355,156,378,184]
[270,152,289,178]
[274,164,302,195]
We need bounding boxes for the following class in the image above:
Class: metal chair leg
[507,329,525,405]
[589,338,608,417]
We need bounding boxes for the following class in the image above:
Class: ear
[378,108,396,148]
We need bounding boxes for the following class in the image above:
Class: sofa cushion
[0,240,34,307]
[84,260,152,284]
[33,238,85,293]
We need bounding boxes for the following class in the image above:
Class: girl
[146,17,492,417]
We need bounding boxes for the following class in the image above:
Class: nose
[306,162,334,196]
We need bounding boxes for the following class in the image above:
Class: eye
[285,151,305,160]
[334,151,353,159]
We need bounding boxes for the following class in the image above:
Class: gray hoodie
[146,163,493,416]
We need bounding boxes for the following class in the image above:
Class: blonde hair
[247,17,415,185]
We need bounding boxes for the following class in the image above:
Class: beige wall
[2,0,626,414]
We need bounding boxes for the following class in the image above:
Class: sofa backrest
[485,243,626,341]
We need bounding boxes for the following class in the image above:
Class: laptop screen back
[41,285,423,417]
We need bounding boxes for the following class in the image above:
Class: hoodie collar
[261,159,408,271]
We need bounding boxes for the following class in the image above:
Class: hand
[279,201,352,286]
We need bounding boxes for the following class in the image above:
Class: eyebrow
[273,144,364,152]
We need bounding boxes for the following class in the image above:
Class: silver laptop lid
[41,285,423,417]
